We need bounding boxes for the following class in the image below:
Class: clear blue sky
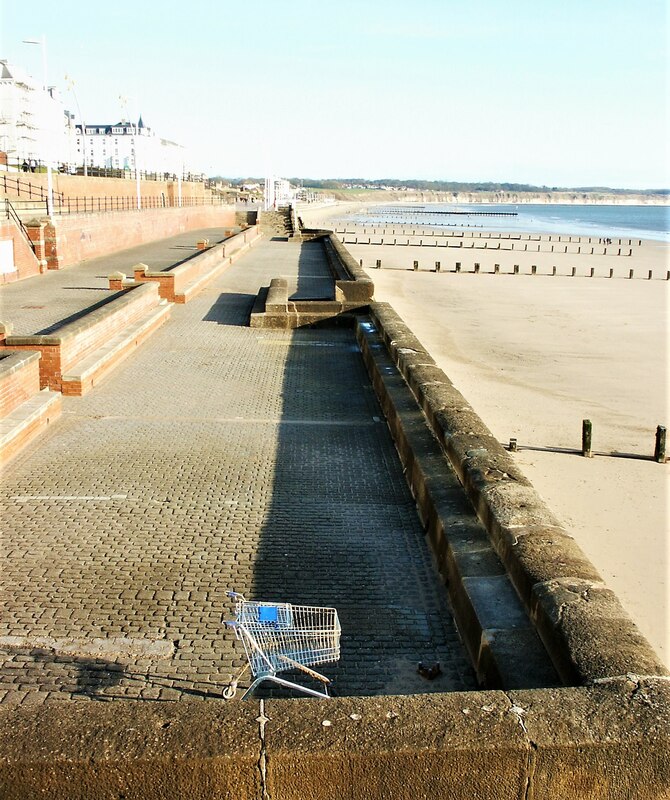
[1,0,667,188]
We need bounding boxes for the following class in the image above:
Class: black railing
[0,173,65,202]
[49,195,231,215]
[4,199,36,253]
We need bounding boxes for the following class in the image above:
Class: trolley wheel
[223,684,237,700]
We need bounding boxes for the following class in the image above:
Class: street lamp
[23,35,54,217]
[65,75,87,176]
[119,94,141,210]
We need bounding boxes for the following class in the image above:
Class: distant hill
[210,176,668,205]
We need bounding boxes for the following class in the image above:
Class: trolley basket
[224,592,341,700]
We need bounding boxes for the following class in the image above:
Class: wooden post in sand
[609,269,614,278]
[571,267,577,277]
[455,262,461,273]
[513,265,519,275]
[413,261,419,271]
[655,426,667,463]
[435,261,441,273]
[590,268,595,277]
[474,263,480,273]
[376,259,382,269]
[648,270,653,280]
[629,269,634,279]
[531,265,537,275]
[494,264,500,274]
[582,420,593,458]
[552,266,557,276]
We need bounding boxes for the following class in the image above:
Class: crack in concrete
[504,691,538,800]
[256,699,270,800]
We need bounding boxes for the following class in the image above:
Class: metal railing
[0,173,65,202]
[48,195,231,215]
[4,199,36,253]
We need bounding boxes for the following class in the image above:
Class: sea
[346,203,670,243]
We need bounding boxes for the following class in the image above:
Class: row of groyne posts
[508,421,667,464]
[338,226,668,280]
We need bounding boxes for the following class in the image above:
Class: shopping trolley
[223,591,341,700]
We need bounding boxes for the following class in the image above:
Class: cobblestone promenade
[0,236,477,703]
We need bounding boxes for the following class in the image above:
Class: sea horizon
[348,203,670,243]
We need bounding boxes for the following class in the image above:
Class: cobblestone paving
[0,238,478,703]
[0,227,233,335]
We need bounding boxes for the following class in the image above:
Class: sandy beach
[301,204,670,666]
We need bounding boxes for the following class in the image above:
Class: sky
[0,0,668,188]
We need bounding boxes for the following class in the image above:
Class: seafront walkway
[0,235,477,703]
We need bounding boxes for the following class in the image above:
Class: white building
[0,59,71,166]
[73,117,185,177]
[264,176,294,210]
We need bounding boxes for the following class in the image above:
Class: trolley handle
[227,590,245,601]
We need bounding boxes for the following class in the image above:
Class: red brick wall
[0,221,43,284]
[52,205,236,268]
[6,173,209,202]
[3,283,162,391]
[0,352,41,417]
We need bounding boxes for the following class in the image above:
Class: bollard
[455,262,461,273]
[667,271,670,281]
[509,438,518,452]
[655,426,667,463]
[531,265,537,275]
[551,245,554,252]
[582,419,593,458]
[513,265,519,275]
[494,264,500,274]
[629,269,634,279]
[474,263,480,273]
[376,259,382,269]
[609,268,614,278]
[552,266,557,276]
[571,267,577,277]
[590,268,595,278]
[360,259,363,267]
[413,261,419,271]
[648,270,653,280]
[435,261,441,273]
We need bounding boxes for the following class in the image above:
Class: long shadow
[36,292,125,335]
[242,240,476,699]
[203,293,256,326]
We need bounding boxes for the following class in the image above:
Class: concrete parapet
[131,226,261,304]
[366,302,668,686]
[1,680,668,798]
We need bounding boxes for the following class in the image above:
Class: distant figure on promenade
[21,160,29,172]
[29,159,37,173]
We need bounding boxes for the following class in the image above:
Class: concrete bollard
[655,425,667,463]
[582,419,593,458]
[435,261,441,273]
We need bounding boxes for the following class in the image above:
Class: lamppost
[23,35,54,216]
[65,75,87,176]
[119,95,142,211]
